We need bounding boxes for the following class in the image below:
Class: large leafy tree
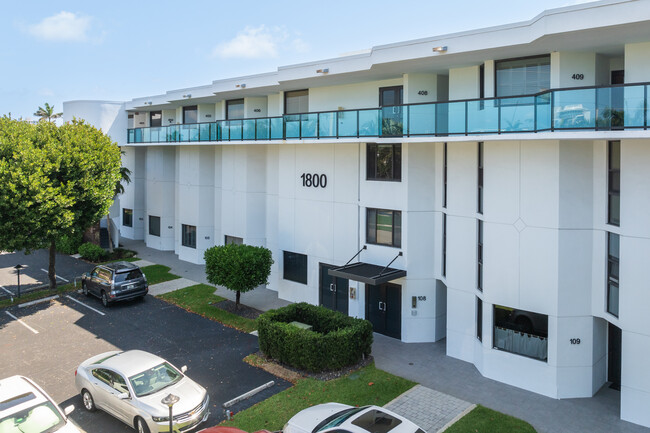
[204,244,273,308]
[0,117,121,289]
[34,103,63,122]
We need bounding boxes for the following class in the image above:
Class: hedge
[56,232,83,255]
[257,302,373,372]
[78,242,107,262]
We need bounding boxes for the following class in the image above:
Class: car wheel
[101,291,111,308]
[82,282,89,296]
[81,389,96,412]
[135,417,151,433]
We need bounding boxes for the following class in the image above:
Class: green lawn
[445,405,536,433]
[157,284,258,333]
[221,363,416,432]
[141,264,180,285]
[0,283,77,309]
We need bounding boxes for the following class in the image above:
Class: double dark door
[608,323,622,390]
[319,264,348,315]
[366,283,401,339]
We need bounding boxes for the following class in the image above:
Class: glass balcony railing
[127,83,650,143]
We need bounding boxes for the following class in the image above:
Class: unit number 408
[300,173,327,188]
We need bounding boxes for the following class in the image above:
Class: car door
[96,268,113,296]
[104,370,138,425]
[88,267,101,295]
[89,368,130,424]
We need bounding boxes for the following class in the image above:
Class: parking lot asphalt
[0,292,290,432]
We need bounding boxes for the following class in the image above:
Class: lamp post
[14,265,24,298]
[161,393,180,433]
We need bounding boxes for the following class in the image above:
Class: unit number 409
[300,173,327,188]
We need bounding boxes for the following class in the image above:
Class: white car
[0,375,81,433]
[74,350,209,433]
[283,403,425,433]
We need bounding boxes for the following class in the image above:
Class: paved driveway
[0,293,289,432]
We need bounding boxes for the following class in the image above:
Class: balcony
[127,83,649,144]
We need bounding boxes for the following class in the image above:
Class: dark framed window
[493,305,548,362]
[476,297,483,341]
[478,142,484,214]
[284,90,308,114]
[443,142,448,208]
[122,208,133,228]
[183,105,198,124]
[283,251,307,284]
[150,111,162,127]
[226,99,245,120]
[367,143,401,181]
[149,215,160,237]
[495,55,550,97]
[477,219,483,291]
[182,224,196,249]
[225,235,243,245]
[442,213,447,277]
[367,208,401,248]
[607,232,620,317]
[608,140,620,226]
[379,86,403,107]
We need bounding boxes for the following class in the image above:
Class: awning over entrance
[328,262,407,285]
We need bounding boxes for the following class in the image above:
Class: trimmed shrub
[78,242,107,262]
[56,232,83,255]
[258,302,373,372]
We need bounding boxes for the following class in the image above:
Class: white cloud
[28,11,92,42]
[213,25,310,59]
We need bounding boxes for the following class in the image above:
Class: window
[122,208,133,227]
[493,305,548,361]
[477,220,483,291]
[442,214,447,277]
[478,142,484,214]
[476,297,483,341]
[608,140,620,226]
[496,55,550,97]
[379,86,403,107]
[150,111,162,127]
[443,143,448,208]
[226,99,245,120]
[607,232,620,317]
[351,409,402,433]
[284,90,308,114]
[182,224,196,249]
[183,105,198,124]
[225,235,243,245]
[283,251,307,284]
[367,143,401,181]
[367,208,401,248]
[149,215,160,237]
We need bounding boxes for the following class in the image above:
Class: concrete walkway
[148,277,197,296]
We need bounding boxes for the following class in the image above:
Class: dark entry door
[319,264,349,315]
[608,323,622,390]
[379,86,404,136]
[366,283,401,339]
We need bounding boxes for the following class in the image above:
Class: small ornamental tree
[204,244,273,309]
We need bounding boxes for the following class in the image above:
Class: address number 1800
[300,173,327,188]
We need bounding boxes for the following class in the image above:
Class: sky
[0,0,592,120]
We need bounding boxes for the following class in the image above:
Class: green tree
[34,103,63,122]
[204,244,273,308]
[0,117,121,289]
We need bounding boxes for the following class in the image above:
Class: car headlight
[152,416,169,422]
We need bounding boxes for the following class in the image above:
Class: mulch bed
[213,299,264,320]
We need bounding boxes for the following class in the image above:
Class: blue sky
[1,0,589,119]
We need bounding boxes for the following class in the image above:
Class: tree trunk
[48,240,57,290]
[106,214,113,253]
[236,290,241,310]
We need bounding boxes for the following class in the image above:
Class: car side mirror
[118,392,130,400]
[181,366,188,373]
[63,405,75,416]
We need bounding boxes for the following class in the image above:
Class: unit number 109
[300,173,327,188]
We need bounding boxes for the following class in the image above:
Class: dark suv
[81,262,148,307]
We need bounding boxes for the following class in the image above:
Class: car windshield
[0,401,65,433]
[314,407,366,433]
[129,362,183,397]
[114,269,143,283]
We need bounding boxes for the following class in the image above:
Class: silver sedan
[75,350,210,433]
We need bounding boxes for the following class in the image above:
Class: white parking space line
[65,295,106,316]
[0,285,13,297]
[5,311,39,334]
[40,268,70,282]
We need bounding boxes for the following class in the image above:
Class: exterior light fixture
[316,68,329,74]
[161,394,180,433]
[236,84,246,88]
[182,94,192,99]
[432,46,448,53]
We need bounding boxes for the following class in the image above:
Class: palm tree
[106,163,132,253]
[34,103,63,122]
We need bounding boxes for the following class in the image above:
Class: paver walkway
[148,277,197,296]
[384,385,474,432]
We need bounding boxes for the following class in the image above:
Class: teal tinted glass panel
[318,112,336,137]
[624,85,645,127]
[210,123,217,141]
[536,94,551,130]
[199,124,210,141]
[167,125,179,141]
[467,100,498,133]
[448,101,466,134]
[301,113,317,138]
[359,110,380,136]
[243,119,256,140]
[128,129,135,143]
[500,96,535,131]
[270,118,283,139]
[285,115,300,138]
[553,88,596,129]
[230,120,243,140]
[142,127,150,142]
[256,119,270,140]
[408,104,435,135]
[338,111,358,137]
[381,106,403,136]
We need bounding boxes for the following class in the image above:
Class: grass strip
[157,284,257,333]
[0,283,78,309]
[221,363,416,432]
[141,264,181,285]
[444,405,537,433]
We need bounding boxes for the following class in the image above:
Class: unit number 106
[300,173,327,188]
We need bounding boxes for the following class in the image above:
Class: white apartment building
[64,0,650,427]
